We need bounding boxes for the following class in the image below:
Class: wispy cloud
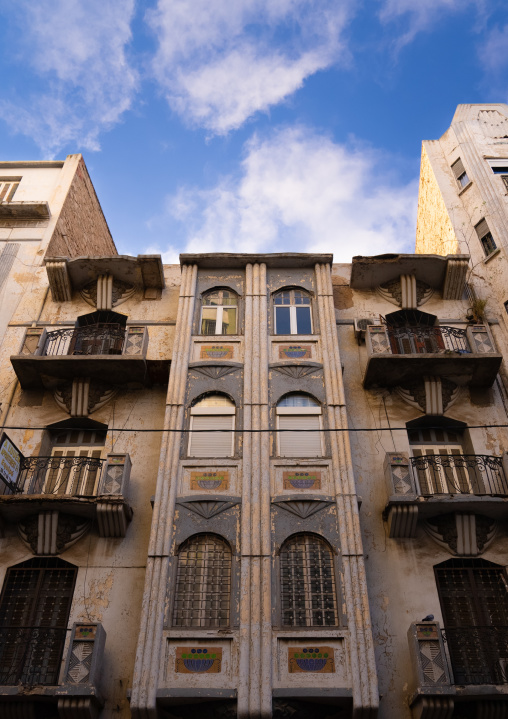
[480,23,508,72]
[0,0,138,157]
[149,127,418,262]
[147,0,353,134]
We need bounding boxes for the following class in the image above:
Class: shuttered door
[278,415,322,457]
[0,558,76,685]
[189,415,234,457]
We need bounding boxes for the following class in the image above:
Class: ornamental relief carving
[54,380,118,416]
[81,278,137,308]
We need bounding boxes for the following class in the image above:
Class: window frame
[188,395,236,458]
[276,533,340,629]
[273,288,313,336]
[451,158,470,191]
[475,218,497,258]
[0,178,21,203]
[276,394,324,458]
[199,289,239,336]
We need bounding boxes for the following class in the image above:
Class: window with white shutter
[188,394,235,457]
[277,393,323,457]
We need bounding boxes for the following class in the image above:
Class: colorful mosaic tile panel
[200,345,234,360]
[190,471,230,491]
[175,647,222,674]
[283,471,321,490]
[278,345,312,360]
[288,647,335,673]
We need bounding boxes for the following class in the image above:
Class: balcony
[408,621,508,717]
[0,454,132,541]
[363,323,502,388]
[0,623,105,719]
[10,324,169,388]
[384,452,508,538]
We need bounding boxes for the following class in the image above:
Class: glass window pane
[203,292,222,306]
[194,394,235,407]
[221,307,237,335]
[293,290,311,305]
[201,307,217,335]
[221,291,237,306]
[278,394,318,407]
[295,306,312,334]
[274,291,291,305]
[275,307,291,334]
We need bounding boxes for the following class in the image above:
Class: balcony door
[436,559,508,684]
[43,429,105,496]
[0,558,76,685]
[409,427,479,495]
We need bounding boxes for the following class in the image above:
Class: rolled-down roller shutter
[189,415,234,457]
[278,414,322,457]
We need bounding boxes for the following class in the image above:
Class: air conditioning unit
[354,318,375,343]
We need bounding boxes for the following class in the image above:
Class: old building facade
[1,104,508,719]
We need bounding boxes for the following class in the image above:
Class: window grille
[0,558,76,685]
[280,534,338,627]
[172,534,232,628]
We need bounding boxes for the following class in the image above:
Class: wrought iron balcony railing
[387,325,470,354]
[410,454,508,496]
[42,325,126,356]
[0,626,67,685]
[0,456,106,496]
[442,626,508,685]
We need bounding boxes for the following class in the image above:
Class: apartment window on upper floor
[475,219,497,258]
[200,289,238,335]
[274,288,312,335]
[172,533,232,628]
[0,178,21,203]
[280,533,338,627]
[188,393,235,457]
[277,393,323,457]
[451,159,470,190]
[488,160,508,192]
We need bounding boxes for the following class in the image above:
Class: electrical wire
[3,424,508,433]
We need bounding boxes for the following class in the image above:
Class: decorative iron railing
[5,456,106,496]
[410,454,508,496]
[442,626,508,685]
[387,325,470,355]
[0,626,67,685]
[42,325,126,356]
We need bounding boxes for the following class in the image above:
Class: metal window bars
[441,626,508,685]
[42,325,126,356]
[387,325,470,354]
[172,534,232,628]
[410,454,508,496]
[0,626,68,685]
[0,455,106,496]
[280,534,338,627]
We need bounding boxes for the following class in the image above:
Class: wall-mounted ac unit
[354,318,375,343]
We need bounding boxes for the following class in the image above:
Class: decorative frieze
[18,511,91,555]
[425,512,497,556]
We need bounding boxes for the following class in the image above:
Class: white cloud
[150,127,418,262]
[0,0,138,157]
[480,23,508,72]
[147,0,353,134]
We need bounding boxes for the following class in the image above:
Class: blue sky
[0,0,507,262]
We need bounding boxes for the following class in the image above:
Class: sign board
[0,433,23,492]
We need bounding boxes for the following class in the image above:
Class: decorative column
[238,262,271,718]
[315,263,379,717]
[130,263,197,719]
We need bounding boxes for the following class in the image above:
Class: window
[488,160,508,191]
[36,428,106,496]
[0,178,21,203]
[188,394,235,457]
[435,559,508,685]
[172,534,231,628]
[280,534,338,627]
[475,219,497,257]
[274,289,312,335]
[200,289,238,335]
[277,393,323,457]
[0,558,76,685]
[451,159,470,189]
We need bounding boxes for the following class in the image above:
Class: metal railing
[387,325,470,354]
[0,456,106,496]
[442,626,508,685]
[42,325,126,356]
[410,454,508,496]
[0,626,67,685]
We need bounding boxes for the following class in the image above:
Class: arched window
[435,558,508,684]
[200,289,238,335]
[188,394,235,457]
[280,534,338,627]
[172,534,232,628]
[273,289,312,335]
[0,558,77,685]
[277,393,323,457]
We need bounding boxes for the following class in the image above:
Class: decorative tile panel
[200,344,235,360]
[288,646,335,674]
[124,327,146,355]
[190,470,230,491]
[367,325,390,354]
[278,345,312,360]
[283,471,321,490]
[175,647,222,674]
[470,325,494,353]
